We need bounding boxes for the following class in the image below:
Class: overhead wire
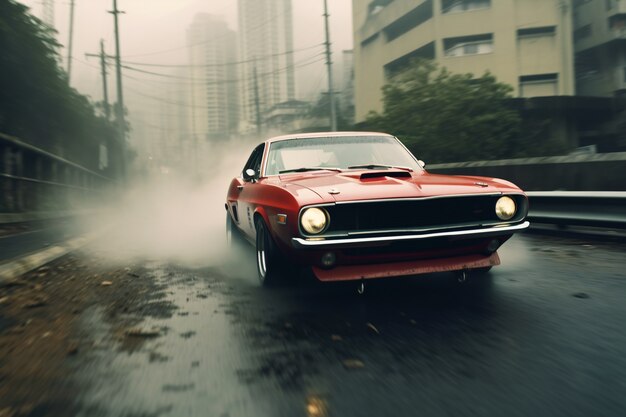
[120,44,323,68]
[120,51,326,83]
[123,56,326,110]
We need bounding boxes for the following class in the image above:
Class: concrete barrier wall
[427,153,626,191]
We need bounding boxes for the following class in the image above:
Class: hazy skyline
[19,0,353,104]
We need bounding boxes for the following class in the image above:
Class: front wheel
[255,218,284,286]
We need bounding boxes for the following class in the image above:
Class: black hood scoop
[359,171,412,180]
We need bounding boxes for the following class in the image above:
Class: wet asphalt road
[72,233,626,417]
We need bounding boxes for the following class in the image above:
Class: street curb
[0,230,100,281]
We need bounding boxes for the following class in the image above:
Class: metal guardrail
[527,191,626,229]
[1,132,112,218]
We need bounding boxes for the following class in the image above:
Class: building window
[384,42,436,79]
[441,0,491,14]
[574,24,592,41]
[368,0,393,16]
[517,26,556,38]
[609,15,626,38]
[519,74,558,97]
[383,0,433,42]
[444,34,493,57]
[607,0,616,11]
[361,32,379,47]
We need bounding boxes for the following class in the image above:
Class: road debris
[331,334,343,341]
[572,292,590,299]
[342,359,365,369]
[66,342,79,356]
[100,281,113,286]
[366,322,380,334]
[125,327,161,338]
[22,296,47,309]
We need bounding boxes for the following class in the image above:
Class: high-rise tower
[187,14,239,141]
[237,0,295,133]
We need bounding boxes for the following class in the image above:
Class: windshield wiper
[348,164,413,172]
[279,167,342,174]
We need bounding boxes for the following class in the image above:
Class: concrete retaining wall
[427,153,626,191]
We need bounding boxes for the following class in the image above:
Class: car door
[236,143,265,238]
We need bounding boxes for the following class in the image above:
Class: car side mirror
[418,160,426,169]
[244,168,256,182]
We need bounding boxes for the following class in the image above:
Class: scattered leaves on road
[366,322,380,334]
[125,328,161,338]
[342,359,365,370]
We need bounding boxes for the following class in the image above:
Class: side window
[252,144,264,175]
[242,144,265,179]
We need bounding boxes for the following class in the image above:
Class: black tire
[473,266,493,275]
[255,217,284,286]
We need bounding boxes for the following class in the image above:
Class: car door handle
[237,185,244,191]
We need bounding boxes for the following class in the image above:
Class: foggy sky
[18,0,353,103]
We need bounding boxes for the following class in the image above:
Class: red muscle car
[225,132,529,286]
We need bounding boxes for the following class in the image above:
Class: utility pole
[86,40,111,120]
[323,0,337,131]
[253,62,262,135]
[109,0,127,178]
[99,40,111,120]
[66,0,76,82]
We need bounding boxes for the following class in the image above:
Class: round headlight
[495,196,517,220]
[301,207,328,234]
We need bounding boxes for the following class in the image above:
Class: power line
[123,57,326,109]
[120,44,323,68]
[121,52,325,83]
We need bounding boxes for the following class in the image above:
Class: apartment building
[237,0,296,134]
[187,14,239,141]
[574,0,626,96]
[353,0,575,122]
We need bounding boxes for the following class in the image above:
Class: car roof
[265,131,394,144]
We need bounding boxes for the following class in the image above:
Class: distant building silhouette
[237,0,296,134]
[187,14,239,141]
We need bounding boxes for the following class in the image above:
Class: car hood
[278,170,522,203]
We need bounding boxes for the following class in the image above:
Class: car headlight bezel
[300,207,329,235]
[495,196,517,221]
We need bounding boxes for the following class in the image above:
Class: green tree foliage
[0,0,119,173]
[309,93,351,131]
[365,60,528,163]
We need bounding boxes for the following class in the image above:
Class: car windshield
[265,136,421,176]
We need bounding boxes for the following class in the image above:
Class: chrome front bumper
[291,221,530,249]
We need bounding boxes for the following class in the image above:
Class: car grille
[312,194,526,237]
